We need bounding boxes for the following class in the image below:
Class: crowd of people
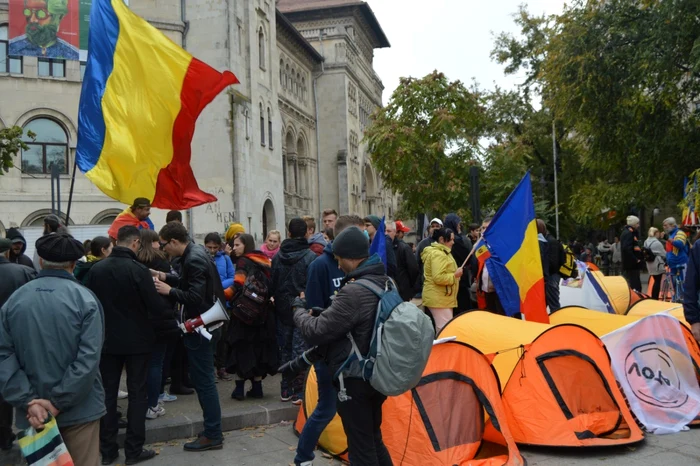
[1,198,699,466]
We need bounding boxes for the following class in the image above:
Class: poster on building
[8,0,80,61]
[79,0,91,61]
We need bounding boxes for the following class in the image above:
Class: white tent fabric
[602,314,700,434]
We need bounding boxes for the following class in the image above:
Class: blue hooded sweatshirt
[213,250,235,289]
[305,242,345,309]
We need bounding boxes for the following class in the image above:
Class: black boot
[247,380,263,399]
[231,380,245,401]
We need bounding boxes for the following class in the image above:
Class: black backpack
[642,246,656,263]
[232,265,270,326]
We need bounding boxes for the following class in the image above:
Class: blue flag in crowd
[369,216,387,272]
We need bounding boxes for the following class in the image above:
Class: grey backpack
[335,278,434,398]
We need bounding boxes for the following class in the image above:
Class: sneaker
[217,369,233,381]
[146,405,165,420]
[291,394,303,406]
[280,388,292,402]
[298,462,313,466]
[183,436,223,452]
[159,391,178,403]
[117,390,128,400]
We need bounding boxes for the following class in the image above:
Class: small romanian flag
[76,0,238,209]
[481,172,548,323]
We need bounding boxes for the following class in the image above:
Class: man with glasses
[9,0,79,60]
[85,226,168,465]
[153,222,225,452]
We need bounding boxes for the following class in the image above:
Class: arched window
[301,76,306,101]
[267,108,273,150]
[22,118,69,174]
[285,64,290,89]
[279,59,284,87]
[296,73,301,98]
[259,103,265,146]
[0,24,22,74]
[291,67,297,95]
[258,28,266,70]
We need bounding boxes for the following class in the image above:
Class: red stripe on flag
[521,277,549,323]
[153,59,239,209]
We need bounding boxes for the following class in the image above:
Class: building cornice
[279,96,316,127]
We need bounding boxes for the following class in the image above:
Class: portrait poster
[8,0,80,61]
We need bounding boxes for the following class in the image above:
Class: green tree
[542,0,700,221]
[0,126,34,175]
[364,71,487,218]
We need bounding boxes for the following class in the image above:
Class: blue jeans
[184,332,222,440]
[295,361,337,464]
[148,343,166,408]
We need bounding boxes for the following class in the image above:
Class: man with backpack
[293,226,394,465]
[293,215,364,466]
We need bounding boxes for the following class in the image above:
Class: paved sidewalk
[140,423,700,466]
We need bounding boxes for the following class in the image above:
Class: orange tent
[550,306,700,426]
[439,311,644,447]
[382,342,525,465]
[627,299,687,323]
[295,342,526,465]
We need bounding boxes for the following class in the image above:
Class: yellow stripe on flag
[86,0,191,202]
[505,220,542,302]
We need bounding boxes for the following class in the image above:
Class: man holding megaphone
[153,222,226,453]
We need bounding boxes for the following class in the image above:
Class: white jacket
[643,237,666,276]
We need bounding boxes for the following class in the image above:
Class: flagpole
[552,119,560,239]
[65,145,79,225]
[461,237,482,269]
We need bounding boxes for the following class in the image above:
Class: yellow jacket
[421,243,458,309]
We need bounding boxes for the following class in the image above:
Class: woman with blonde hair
[260,230,281,259]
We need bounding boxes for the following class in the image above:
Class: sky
[369,0,567,103]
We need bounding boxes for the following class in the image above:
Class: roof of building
[276,0,390,48]
[276,9,324,63]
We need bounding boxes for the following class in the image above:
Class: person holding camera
[294,215,364,466]
[293,226,393,466]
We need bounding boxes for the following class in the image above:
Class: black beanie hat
[36,233,85,262]
[332,226,369,259]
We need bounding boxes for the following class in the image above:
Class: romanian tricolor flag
[481,173,548,323]
[76,0,238,209]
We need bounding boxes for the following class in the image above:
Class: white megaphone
[180,300,229,334]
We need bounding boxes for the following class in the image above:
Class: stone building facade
[0,0,395,241]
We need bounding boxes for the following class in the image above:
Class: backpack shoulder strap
[352,278,385,298]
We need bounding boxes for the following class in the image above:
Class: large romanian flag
[76,0,238,209]
[481,173,549,323]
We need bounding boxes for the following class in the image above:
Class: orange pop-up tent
[439,311,644,447]
[295,341,526,465]
[382,341,525,465]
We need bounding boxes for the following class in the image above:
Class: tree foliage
[364,71,487,217]
[489,0,700,227]
[0,126,34,175]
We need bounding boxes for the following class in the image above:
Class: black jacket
[620,225,642,271]
[383,235,397,279]
[6,228,35,270]
[393,238,418,301]
[140,255,179,342]
[165,243,224,320]
[73,260,98,285]
[294,255,386,376]
[0,256,36,307]
[415,236,436,294]
[272,238,317,326]
[443,214,472,310]
[545,234,565,275]
[86,247,169,354]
